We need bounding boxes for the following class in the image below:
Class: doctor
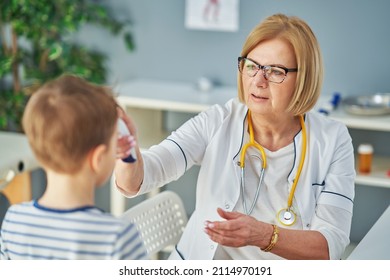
[115,13,355,260]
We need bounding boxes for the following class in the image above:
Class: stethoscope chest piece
[277,208,297,226]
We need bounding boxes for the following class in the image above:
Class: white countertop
[117,80,390,131]
[328,107,390,132]
[316,95,390,132]
[114,79,237,113]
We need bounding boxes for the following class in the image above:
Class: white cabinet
[327,108,390,188]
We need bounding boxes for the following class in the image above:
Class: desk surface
[347,205,390,260]
[0,132,38,190]
[115,79,237,113]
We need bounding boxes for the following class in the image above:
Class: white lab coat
[133,98,355,259]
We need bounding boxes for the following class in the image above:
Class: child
[0,75,146,260]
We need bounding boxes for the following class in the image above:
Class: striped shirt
[0,201,147,260]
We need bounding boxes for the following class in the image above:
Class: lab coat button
[225,204,230,209]
[210,245,214,249]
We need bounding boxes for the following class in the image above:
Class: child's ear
[89,144,107,173]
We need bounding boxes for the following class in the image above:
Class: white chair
[121,190,188,259]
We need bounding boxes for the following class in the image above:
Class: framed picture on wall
[185,0,239,32]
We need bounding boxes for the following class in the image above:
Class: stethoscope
[239,110,307,226]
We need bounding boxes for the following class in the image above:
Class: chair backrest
[120,190,188,258]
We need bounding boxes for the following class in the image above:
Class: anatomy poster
[185,0,239,32]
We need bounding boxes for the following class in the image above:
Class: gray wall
[32,1,390,244]
[79,0,390,97]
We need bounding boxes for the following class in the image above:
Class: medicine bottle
[358,144,373,174]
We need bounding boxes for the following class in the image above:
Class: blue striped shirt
[0,201,147,260]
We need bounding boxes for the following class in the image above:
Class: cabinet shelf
[324,100,390,188]
[355,156,390,188]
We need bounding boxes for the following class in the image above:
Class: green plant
[0,0,134,131]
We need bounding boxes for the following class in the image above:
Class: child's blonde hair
[23,74,118,173]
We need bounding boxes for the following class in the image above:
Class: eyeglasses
[238,57,298,84]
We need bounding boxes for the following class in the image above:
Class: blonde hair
[22,74,118,173]
[237,13,323,115]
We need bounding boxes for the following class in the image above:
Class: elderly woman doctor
[115,14,355,260]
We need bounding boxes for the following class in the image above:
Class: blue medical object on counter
[318,92,341,115]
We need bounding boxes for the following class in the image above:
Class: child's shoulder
[1,201,34,229]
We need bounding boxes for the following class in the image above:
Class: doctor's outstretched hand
[204,208,273,249]
[116,107,138,161]
[115,107,144,196]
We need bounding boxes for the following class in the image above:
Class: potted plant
[0,0,134,132]
[0,1,135,216]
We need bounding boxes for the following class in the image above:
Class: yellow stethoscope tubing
[287,114,307,209]
[239,111,266,215]
[239,111,267,169]
[239,110,307,216]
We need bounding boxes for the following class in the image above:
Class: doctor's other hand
[204,208,273,249]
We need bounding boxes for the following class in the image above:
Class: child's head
[23,74,119,179]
